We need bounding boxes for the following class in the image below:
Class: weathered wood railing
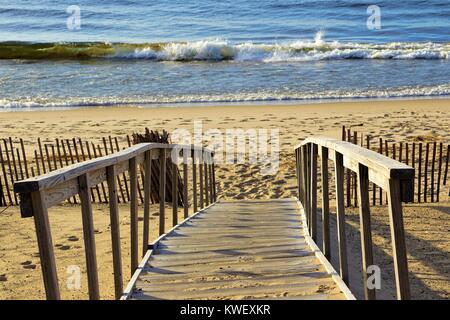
[13,143,217,300]
[295,137,414,300]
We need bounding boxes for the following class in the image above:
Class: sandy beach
[0,99,449,299]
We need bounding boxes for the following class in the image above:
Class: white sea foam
[111,34,450,62]
[2,84,450,110]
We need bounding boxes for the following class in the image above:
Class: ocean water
[0,0,449,110]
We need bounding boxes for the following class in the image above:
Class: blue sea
[0,0,449,110]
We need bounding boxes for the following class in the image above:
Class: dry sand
[0,98,449,299]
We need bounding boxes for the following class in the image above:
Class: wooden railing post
[192,150,198,212]
[211,160,217,202]
[106,165,123,299]
[356,164,375,300]
[129,157,139,275]
[295,148,300,200]
[142,150,152,257]
[310,144,318,241]
[183,149,189,218]
[212,158,217,202]
[306,144,312,232]
[298,148,305,205]
[301,145,309,227]
[320,146,330,260]
[199,155,204,209]
[334,151,349,284]
[78,173,100,300]
[387,178,411,300]
[159,149,166,235]
[172,161,178,226]
[209,160,214,204]
[204,160,209,207]
[31,190,60,300]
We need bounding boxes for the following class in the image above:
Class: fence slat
[115,137,132,202]
[437,142,443,202]
[44,144,52,172]
[34,150,41,176]
[0,142,13,205]
[38,138,47,174]
[0,175,5,206]
[20,138,30,178]
[16,149,24,180]
[78,173,100,300]
[93,144,108,203]
[78,139,96,203]
[103,137,125,203]
[444,145,449,185]
[431,142,436,202]
[66,139,78,203]
[85,142,102,203]
[3,139,18,204]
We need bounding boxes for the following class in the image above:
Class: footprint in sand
[21,261,37,269]
[67,236,79,242]
[58,245,71,251]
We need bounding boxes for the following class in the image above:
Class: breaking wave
[1,34,449,62]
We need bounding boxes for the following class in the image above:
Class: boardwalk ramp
[123,199,354,300]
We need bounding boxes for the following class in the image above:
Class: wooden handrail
[295,137,413,300]
[13,143,217,300]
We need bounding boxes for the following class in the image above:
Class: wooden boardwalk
[124,199,354,300]
[15,138,413,300]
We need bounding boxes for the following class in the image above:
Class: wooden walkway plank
[125,199,353,300]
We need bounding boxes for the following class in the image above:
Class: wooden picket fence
[342,126,449,206]
[0,134,183,207]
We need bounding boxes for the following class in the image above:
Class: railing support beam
[106,165,123,300]
[31,190,60,300]
[357,164,375,300]
[129,157,139,275]
[78,173,100,300]
[334,151,349,285]
[320,146,330,260]
[387,179,411,300]
[310,144,318,241]
[159,149,166,236]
